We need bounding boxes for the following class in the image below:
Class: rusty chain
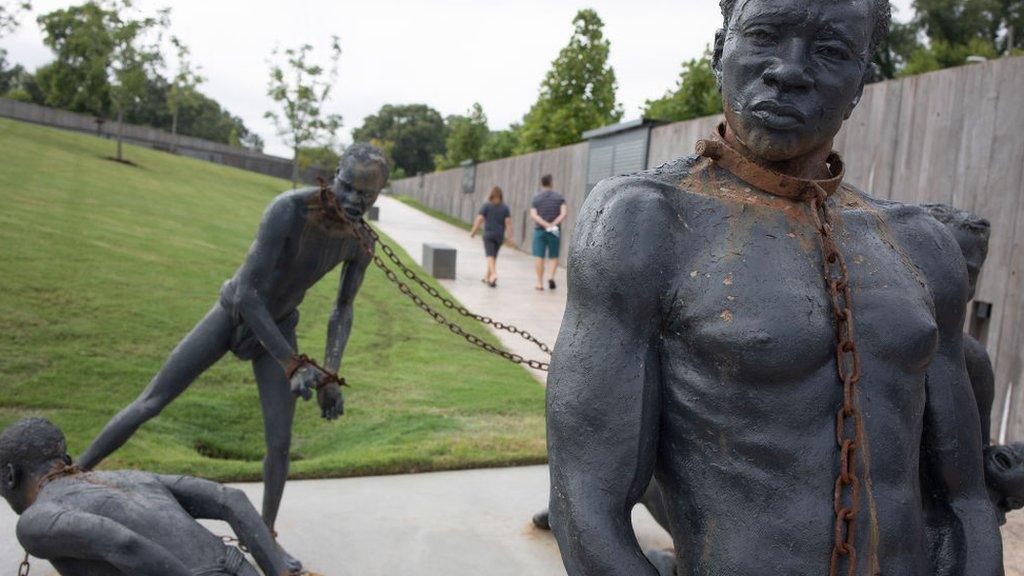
[318,182,551,371]
[808,184,863,576]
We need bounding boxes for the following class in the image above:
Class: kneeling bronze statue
[2,418,290,575]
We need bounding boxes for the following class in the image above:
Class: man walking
[530,174,568,290]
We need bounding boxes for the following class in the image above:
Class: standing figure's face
[715,0,874,161]
[334,158,387,220]
[334,178,381,221]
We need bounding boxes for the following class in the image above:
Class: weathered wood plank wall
[390,56,1024,440]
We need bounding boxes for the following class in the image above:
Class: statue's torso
[35,471,227,572]
[650,159,940,574]
[222,190,368,320]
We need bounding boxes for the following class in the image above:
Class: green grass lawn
[393,194,472,231]
[0,118,545,481]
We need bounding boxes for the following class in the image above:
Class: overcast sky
[3,0,914,157]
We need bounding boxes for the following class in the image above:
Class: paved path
[375,195,566,382]
[0,466,673,576]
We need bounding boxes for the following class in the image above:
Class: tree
[517,9,622,153]
[35,2,115,116]
[297,144,341,174]
[479,126,521,163]
[643,47,722,122]
[913,0,1000,47]
[0,1,31,37]
[106,0,168,162]
[434,102,490,170]
[265,37,343,187]
[901,36,1000,75]
[872,17,923,80]
[352,103,447,177]
[167,35,203,149]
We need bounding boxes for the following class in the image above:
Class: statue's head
[924,204,991,299]
[713,0,891,161]
[985,443,1024,524]
[0,418,71,514]
[334,143,390,220]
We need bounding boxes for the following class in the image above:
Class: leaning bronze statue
[76,143,390,573]
[3,418,290,576]
[545,0,1004,574]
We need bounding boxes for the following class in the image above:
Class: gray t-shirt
[479,202,510,239]
[532,190,566,230]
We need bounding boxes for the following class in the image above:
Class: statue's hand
[317,380,344,421]
[289,363,326,401]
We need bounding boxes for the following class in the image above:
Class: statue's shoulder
[847,185,966,295]
[844,184,937,230]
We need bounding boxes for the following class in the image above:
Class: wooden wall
[390,56,1024,441]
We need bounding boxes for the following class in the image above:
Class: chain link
[16,552,29,576]
[808,185,863,576]
[318,182,550,371]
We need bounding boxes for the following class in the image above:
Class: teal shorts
[532,229,561,259]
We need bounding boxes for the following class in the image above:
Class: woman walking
[470,186,512,287]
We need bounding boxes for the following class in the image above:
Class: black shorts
[483,236,502,258]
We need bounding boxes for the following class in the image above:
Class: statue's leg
[78,304,233,469]
[252,340,301,573]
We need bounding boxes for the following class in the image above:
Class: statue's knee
[265,436,292,458]
[136,396,168,420]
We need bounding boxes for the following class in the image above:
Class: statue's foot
[532,509,551,531]
[644,548,676,576]
[278,542,303,575]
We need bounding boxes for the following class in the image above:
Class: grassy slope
[0,119,545,481]
[393,194,472,231]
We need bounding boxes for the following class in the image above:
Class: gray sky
[3,0,914,157]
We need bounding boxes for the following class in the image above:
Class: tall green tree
[352,103,447,177]
[106,0,168,162]
[435,102,490,170]
[643,48,722,122]
[517,9,622,153]
[265,36,343,187]
[35,2,114,116]
[167,35,203,148]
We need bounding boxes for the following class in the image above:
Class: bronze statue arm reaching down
[547,178,674,576]
[324,255,371,374]
[156,475,291,576]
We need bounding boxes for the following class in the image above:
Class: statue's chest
[665,204,938,384]
[284,223,356,278]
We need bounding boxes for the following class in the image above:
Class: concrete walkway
[374,195,566,382]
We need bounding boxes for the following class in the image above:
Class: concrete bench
[422,243,457,280]
[365,206,380,222]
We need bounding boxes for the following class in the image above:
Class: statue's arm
[964,335,995,445]
[547,178,671,576]
[323,253,371,374]
[156,475,290,576]
[912,216,1003,575]
[234,196,301,366]
[17,506,192,576]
